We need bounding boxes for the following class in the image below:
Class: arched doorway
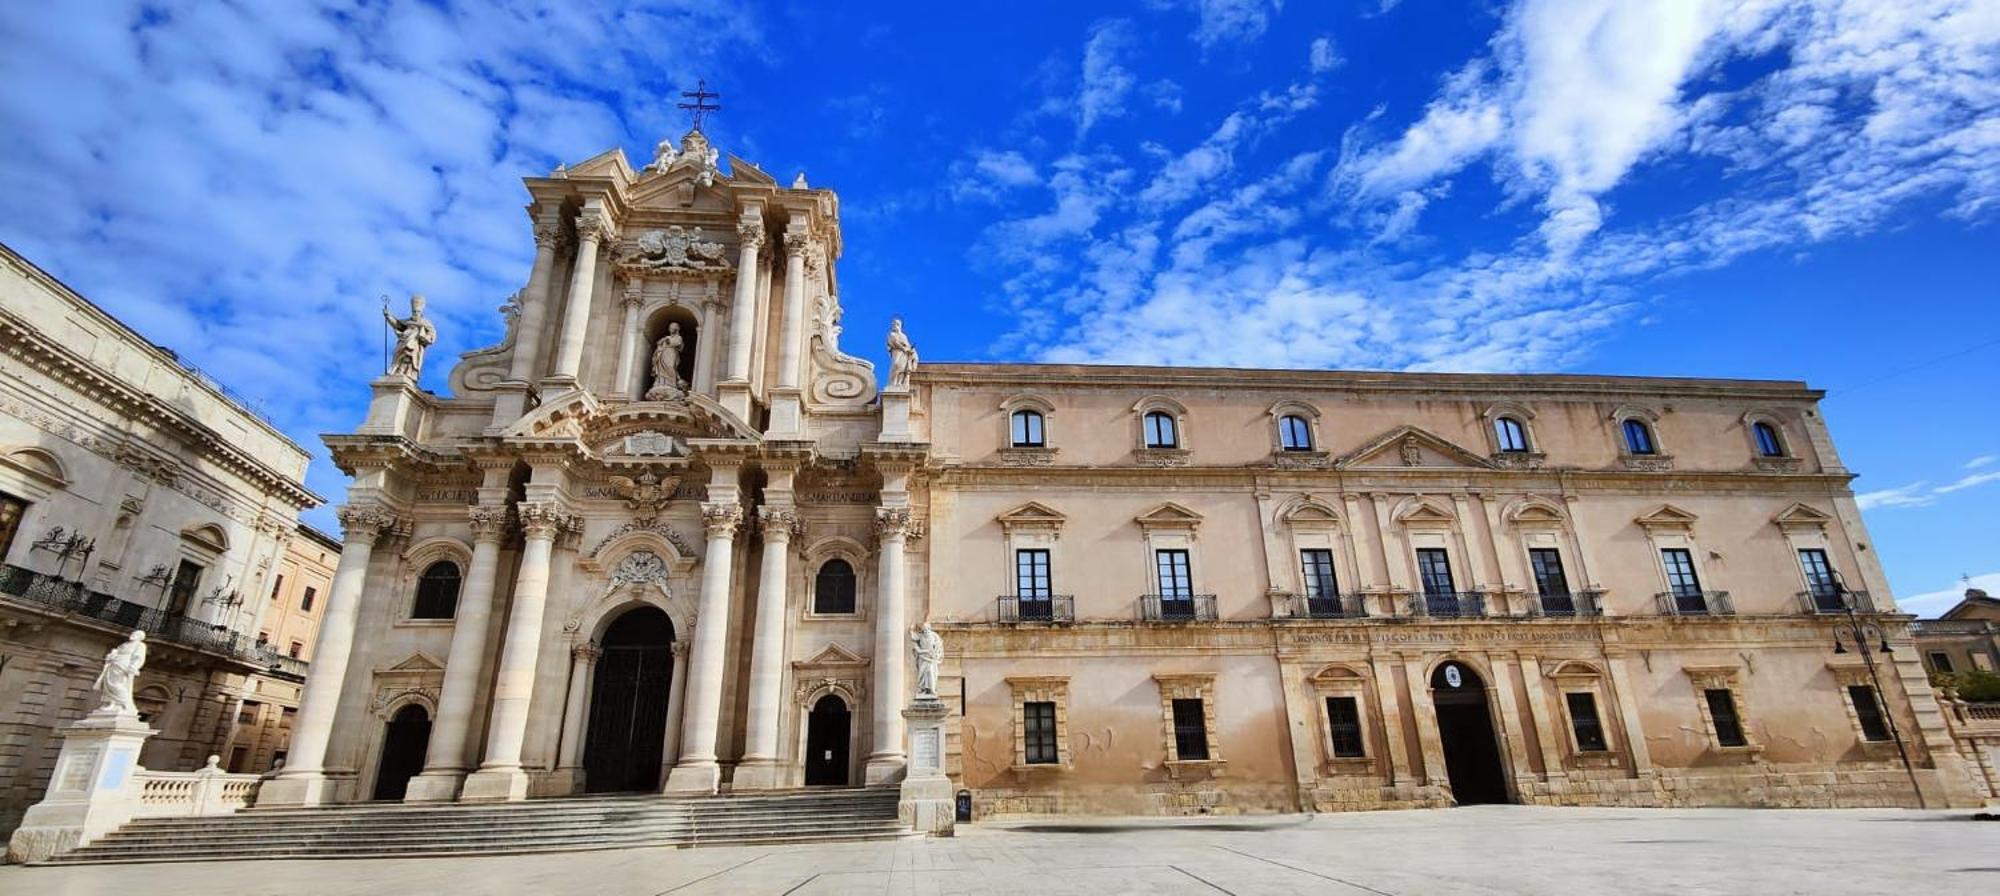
[1429,660,1509,805]
[372,704,431,801]
[803,694,851,786]
[583,606,675,793]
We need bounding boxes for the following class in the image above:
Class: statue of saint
[645,322,687,400]
[910,623,943,699]
[886,319,918,390]
[93,631,147,717]
[384,294,437,379]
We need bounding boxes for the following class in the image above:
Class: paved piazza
[5,807,1994,895]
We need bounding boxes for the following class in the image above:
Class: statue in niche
[383,293,437,379]
[93,631,147,717]
[909,623,943,699]
[645,323,687,400]
[886,318,918,390]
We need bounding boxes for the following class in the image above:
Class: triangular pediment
[1636,504,1699,530]
[1339,426,1496,470]
[998,501,1066,527]
[795,642,868,670]
[1135,501,1204,529]
[388,653,444,672]
[727,154,775,185]
[1393,497,1457,524]
[558,147,638,185]
[1772,503,1833,529]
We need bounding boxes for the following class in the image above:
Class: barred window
[1023,701,1059,764]
[1171,698,1209,761]
[1704,688,1746,747]
[1848,685,1891,742]
[1565,692,1608,752]
[1325,696,1365,758]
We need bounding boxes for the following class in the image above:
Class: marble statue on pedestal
[645,323,687,400]
[887,319,918,390]
[384,294,437,379]
[910,623,942,699]
[92,631,146,717]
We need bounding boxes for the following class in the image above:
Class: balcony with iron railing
[1407,591,1486,619]
[0,564,307,680]
[1654,589,1734,617]
[1524,590,1604,618]
[997,594,1075,624]
[1276,592,1370,620]
[1796,588,1876,614]
[1139,593,1218,623]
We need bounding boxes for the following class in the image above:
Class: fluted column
[555,643,602,788]
[663,500,743,793]
[257,503,398,807]
[733,505,799,790]
[546,207,613,393]
[724,216,763,383]
[777,231,809,390]
[508,216,565,384]
[661,641,691,774]
[404,504,511,802]
[613,282,644,399]
[865,507,912,783]
[461,502,569,802]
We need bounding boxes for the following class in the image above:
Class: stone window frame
[800,535,871,622]
[1636,505,1723,609]
[1275,496,1353,616]
[1132,395,1192,462]
[1307,664,1375,774]
[1136,503,1205,602]
[1827,663,1899,752]
[1007,676,1072,776]
[1609,403,1674,470]
[1772,503,1846,607]
[1501,497,1590,614]
[1392,496,1474,601]
[997,502,1066,608]
[1154,673,1225,779]
[1684,665,1762,756]
[1266,399,1325,455]
[395,536,472,627]
[1546,661,1623,768]
[1480,402,1545,467]
[998,393,1059,465]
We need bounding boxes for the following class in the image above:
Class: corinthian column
[555,642,602,789]
[733,505,799,790]
[462,502,569,802]
[865,506,913,784]
[405,504,510,802]
[257,502,398,807]
[663,500,743,793]
[613,281,644,399]
[493,215,566,428]
[724,215,763,384]
[546,207,613,396]
[767,227,811,435]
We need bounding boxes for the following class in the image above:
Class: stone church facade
[264,128,1989,815]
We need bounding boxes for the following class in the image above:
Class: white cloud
[1167,0,1284,50]
[1856,482,1936,510]
[1935,470,2000,495]
[1077,21,1137,137]
[1897,572,2000,618]
[1309,36,1344,74]
[1966,454,1998,470]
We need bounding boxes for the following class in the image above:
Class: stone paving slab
[5,806,1995,895]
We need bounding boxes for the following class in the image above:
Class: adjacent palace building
[261,128,1992,817]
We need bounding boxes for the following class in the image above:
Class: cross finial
[678,78,722,132]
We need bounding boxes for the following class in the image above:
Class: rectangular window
[1171,698,1209,761]
[237,703,260,725]
[0,492,28,562]
[1023,701,1059,765]
[269,574,285,601]
[1416,548,1455,596]
[1565,692,1608,752]
[1848,685,1891,742]
[165,559,204,616]
[1529,549,1569,597]
[1798,549,1839,610]
[288,641,303,658]
[1015,549,1051,599]
[1011,411,1044,448]
[300,586,318,613]
[227,746,249,773]
[1325,696,1365,758]
[1928,652,1956,674]
[1300,549,1338,600]
[1704,688,1746,747]
[1155,549,1193,599]
[1661,548,1705,614]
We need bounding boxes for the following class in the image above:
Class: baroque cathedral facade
[261,128,1990,816]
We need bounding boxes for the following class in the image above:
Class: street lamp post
[1827,576,1926,809]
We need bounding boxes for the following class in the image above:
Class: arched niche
[639,305,701,399]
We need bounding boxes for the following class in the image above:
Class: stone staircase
[38,787,909,865]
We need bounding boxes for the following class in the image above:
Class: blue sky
[1,1,1994,615]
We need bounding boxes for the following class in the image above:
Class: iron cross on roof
[678,79,721,132]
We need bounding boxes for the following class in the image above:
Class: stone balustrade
[133,756,262,819]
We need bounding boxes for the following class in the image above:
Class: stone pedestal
[460,767,531,803]
[7,713,155,863]
[767,388,803,437]
[487,381,531,432]
[359,375,422,437]
[879,387,913,442]
[717,380,754,423]
[899,697,954,836]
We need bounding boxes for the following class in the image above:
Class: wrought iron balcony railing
[1654,590,1734,616]
[1139,593,1218,623]
[1276,592,1370,619]
[1525,591,1604,617]
[0,564,305,679]
[1407,591,1486,619]
[1797,589,1875,614]
[997,594,1075,624]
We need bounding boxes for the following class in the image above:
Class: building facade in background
[0,244,322,832]
[264,128,1991,815]
[1917,589,2000,677]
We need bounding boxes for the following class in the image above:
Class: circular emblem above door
[1444,665,1463,689]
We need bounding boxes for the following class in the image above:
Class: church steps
[39,788,910,865]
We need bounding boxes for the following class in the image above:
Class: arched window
[1495,417,1529,453]
[1622,419,1656,456]
[1144,411,1179,449]
[411,561,462,619]
[1010,410,1045,448]
[1278,415,1313,451]
[1752,421,1784,458]
[814,559,857,615]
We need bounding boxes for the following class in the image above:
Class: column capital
[758,506,802,541]
[335,502,400,544]
[737,217,765,248]
[783,228,815,259]
[468,504,511,543]
[875,507,921,542]
[517,501,573,540]
[620,279,645,306]
[671,639,690,658]
[533,219,566,250]
[572,642,603,663]
[701,501,744,539]
[574,209,616,244]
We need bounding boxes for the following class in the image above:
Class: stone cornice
[916,363,1823,403]
[931,463,1858,494]
[322,435,466,476]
